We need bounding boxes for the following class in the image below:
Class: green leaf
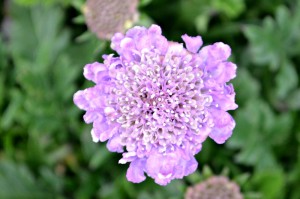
[268,113,293,146]
[202,165,214,179]
[89,145,113,169]
[195,14,210,33]
[227,100,261,149]
[232,68,260,105]
[0,37,8,111]
[139,0,153,7]
[244,18,282,70]
[7,2,97,137]
[244,4,300,70]
[275,60,298,100]
[287,89,300,110]
[235,142,278,170]
[14,0,71,6]
[0,89,23,130]
[0,160,58,199]
[185,171,202,184]
[251,169,285,199]
[227,99,287,169]
[135,13,155,28]
[212,0,245,18]
[234,173,250,186]
[72,15,85,24]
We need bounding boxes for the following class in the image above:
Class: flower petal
[210,62,237,83]
[145,147,196,185]
[111,32,124,53]
[83,111,102,124]
[183,156,198,176]
[199,42,231,65]
[83,62,107,83]
[92,118,110,142]
[211,84,238,111]
[181,34,203,53]
[126,159,146,183]
[107,135,124,152]
[73,90,89,110]
[73,86,107,111]
[209,109,236,144]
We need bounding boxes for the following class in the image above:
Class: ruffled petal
[209,62,237,83]
[83,111,102,124]
[148,24,162,35]
[211,84,238,111]
[126,159,146,183]
[199,42,231,66]
[91,118,110,142]
[110,32,124,53]
[126,26,147,39]
[209,109,236,144]
[135,34,151,51]
[181,34,203,53]
[100,125,119,142]
[73,90,90,110]
[183,156,198,176]
[145,148,196,186]
[146,152,175,185]
[73,86,107,111]
[107,135,124,152]
[148,25,169,54]
[83,62,107,83]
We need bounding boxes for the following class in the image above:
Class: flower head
[185,176,243,199]
[74,25,238,185]
[84,0,138,40]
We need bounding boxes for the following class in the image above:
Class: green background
[0,0,300,198]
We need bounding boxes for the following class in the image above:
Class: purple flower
[74,25,238,185]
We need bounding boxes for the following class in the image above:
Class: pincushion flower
[73,25,238,185]
[84,0,138,40]
[185,176,243,199]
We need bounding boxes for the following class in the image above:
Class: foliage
[1,0,300,198]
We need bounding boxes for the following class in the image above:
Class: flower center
[108,49,213,152]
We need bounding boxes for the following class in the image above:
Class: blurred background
[0,0,300,198]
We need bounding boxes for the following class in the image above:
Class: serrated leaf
[244,5,300,70]
[275,61,298,100]
[7,2,97,138]
[227,99,286,169]
[268,113,293,145]
[232,68,260,105]
[227,100,261,149]
[244,18,282,70]
[236,142,278,170]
